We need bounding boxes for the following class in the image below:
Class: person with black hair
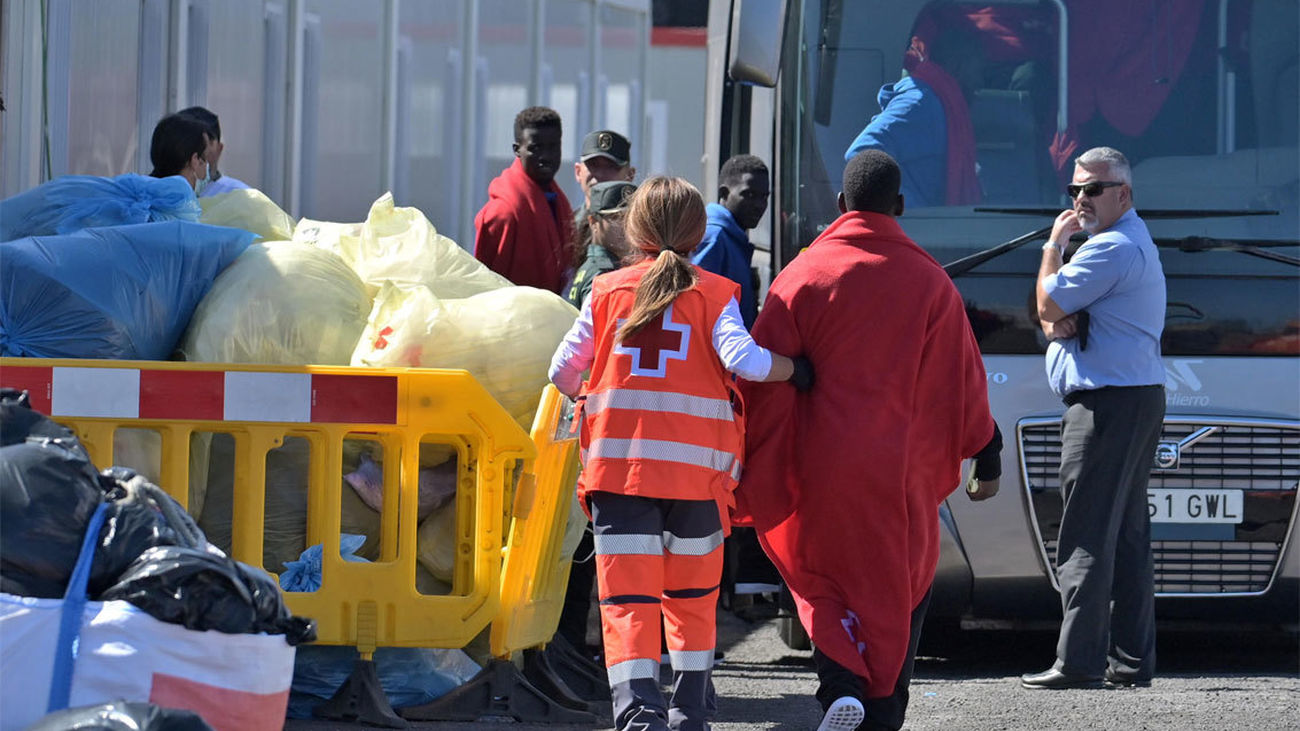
[690,154,769,328]
[148,113,212,194]
[737,149,1001,731]
[844,26,986,207]
[177,106,250,197]
[693,155,775,617]
[474,106,575,294]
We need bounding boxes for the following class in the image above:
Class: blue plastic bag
[0,174,200,241]
[279,534,368,593]
[0,222,253,359]
[286,645,481,716]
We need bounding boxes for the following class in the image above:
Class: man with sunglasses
[1022,147,1166,691]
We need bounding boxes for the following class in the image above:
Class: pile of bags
[1,174,586,717]
[0,389,314,731]
[179,191,579,603]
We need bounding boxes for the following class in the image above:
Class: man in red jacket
[737,149,1001,731]
[474,106,575,293]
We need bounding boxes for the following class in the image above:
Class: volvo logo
[1153,442,1180,470]
[1151,426,1222,471]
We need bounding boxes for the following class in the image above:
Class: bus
[705,0,1299,640]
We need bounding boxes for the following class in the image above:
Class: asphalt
[287,609,1300,731]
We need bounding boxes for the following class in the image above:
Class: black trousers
[1054,385,1164,680]
[557,525,597,655]
[813,587,932,731]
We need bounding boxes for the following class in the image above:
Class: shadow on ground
[911,627,1299,680]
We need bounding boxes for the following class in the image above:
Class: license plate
[1147,489,1244,524]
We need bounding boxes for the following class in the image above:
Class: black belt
[1062,384,1163,407]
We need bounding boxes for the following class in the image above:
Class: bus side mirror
[727,0,788,87]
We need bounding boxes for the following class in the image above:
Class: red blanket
[904,39,981,206]
[736,212,992,698]
[473,158,574,293]
[1052,0,1205,173]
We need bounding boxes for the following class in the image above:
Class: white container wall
[0,0,651,249]
[542,0,596,204]
[397,0,464,240]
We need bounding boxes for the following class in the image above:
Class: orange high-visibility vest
[579,262,745,517]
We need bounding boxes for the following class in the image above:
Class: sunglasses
[1067,181,1125,199]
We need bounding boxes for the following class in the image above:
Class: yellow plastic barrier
[490,385,582,657]
[0,357,534,652]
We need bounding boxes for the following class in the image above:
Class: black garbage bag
[0,387,85,449]
[100,544,316,645]
[25,701,214,731]
[0,453,199,598]
[0,437,104,597]
[88,466,206,592]
[2,388,207,598]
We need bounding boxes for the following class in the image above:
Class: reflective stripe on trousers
[589,491,723,731]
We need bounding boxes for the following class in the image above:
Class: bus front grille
[1042,539,1281,594]
[1018,418,1299,597]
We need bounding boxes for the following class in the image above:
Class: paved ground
[289,609,1299,730]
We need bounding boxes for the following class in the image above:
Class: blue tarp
[0,174,200,242]
[0,222,253,360]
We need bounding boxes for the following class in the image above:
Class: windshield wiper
[1159,236,1300,266]
[945,208,1283,277]
[943,225,1053,277]
[972,207,1279,219]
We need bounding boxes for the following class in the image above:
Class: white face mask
[194,160,212,195]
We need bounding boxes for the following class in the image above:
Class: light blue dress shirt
[1043,208,1166,397]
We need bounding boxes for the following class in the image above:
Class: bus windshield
[777,0,1298,356]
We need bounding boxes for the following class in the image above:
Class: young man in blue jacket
[691,155,770,327]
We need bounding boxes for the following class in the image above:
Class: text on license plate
[1147,489,1243,524]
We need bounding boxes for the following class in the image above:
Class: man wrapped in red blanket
[474,106,575,294]
[737,150,1002,731]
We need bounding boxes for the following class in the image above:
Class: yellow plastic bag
[179,241,372,366]
[415,501,458,583]
[353,282,578,427]
[559,492,588,562]
[293,192,510,299]
[178,242,372,521]
[196,434,386,575]
[198,188,296,241]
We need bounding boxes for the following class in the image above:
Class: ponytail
[617,248,697,342]
[615,176,707,343]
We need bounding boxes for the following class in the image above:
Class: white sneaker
[817,696,865,731]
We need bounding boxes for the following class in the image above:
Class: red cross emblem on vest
[614,303,691,378]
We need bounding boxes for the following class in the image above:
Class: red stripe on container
[651,27,707,47]
[0,366,53,414]
[310,374,398,424]
[140,369,225,420]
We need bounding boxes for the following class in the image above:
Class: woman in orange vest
[549,176,813,731]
